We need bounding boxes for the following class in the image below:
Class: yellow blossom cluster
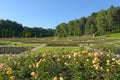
[1,49,120,79]
[92,52,101,70]
[6,67,12,75]
[53,76,64,80]
[9,76,15,80]
[31,72,38,79]
[116,59,120,65]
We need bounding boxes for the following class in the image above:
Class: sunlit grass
[0,40,41,47]
[34,47,84,54]
[96,32,120,39]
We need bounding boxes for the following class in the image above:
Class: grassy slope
[97,32,120,39]
[108,32,120,39]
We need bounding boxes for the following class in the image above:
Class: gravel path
[31,44,46,51]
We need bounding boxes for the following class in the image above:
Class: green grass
[90,43,120,54]
[0,41,11,45]
[109,32,120,39]
[0,41,41,47]
[35,47,85,54]
[97,32,120,39]
[10,42,41,47]
[0,55,8,63]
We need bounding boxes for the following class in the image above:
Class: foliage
[85,13,97,35]
[0,47,30,54]
[47,38,79,46]
[56,18,86,37]
[55,6,120,37]
[0,19,23,38]
[0,19,55,38]
[0,50,120,79]
[0,37,54,44]
[90,44,120,54]
[35,47,84,54]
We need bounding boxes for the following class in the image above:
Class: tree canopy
[0,19,55,38]
[55,6,120,37]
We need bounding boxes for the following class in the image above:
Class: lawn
[0,40,41,47]
[34,46,85,54]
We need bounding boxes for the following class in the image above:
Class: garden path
[31,44,46,51]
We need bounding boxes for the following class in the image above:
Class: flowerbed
[0,47,32,54]
[0,50,120,80]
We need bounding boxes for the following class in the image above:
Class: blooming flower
[73,53,78,57]
[6,70,12,75]
[106,60,110,63]
[112,58,115,61]
[92,58,99,64]
[0,63,6,70]
[57,58,61,62]
[9,76,15,80]
[106,59,110,65]
[53,76,58,80]
[107,53,110,57]
[106,69,110,72]
[64,62,69,66]
[31,72,37,79]
[36,62,39,68]
[88,52,93,57]
[93,63,99,70]
[29,65,32,69]
[94,52,100,57]
[116,60,120,65]
[100,66,103,70]
[86,59,89,61]
[60,77,64,80]
[6,67,12,75]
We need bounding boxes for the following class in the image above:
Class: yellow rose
[53,76,58,80]
[31,72,37,78]
[10,76,15,80]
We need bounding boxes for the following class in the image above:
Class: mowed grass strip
[0,41,41,47]
[34,46,85,54]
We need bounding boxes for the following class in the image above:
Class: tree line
[55,6,120,37]
[0,19,55,38]
[0,6,120,38]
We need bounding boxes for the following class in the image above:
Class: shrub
[0,50,120,80]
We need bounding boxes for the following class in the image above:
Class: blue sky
[0,0,120,29]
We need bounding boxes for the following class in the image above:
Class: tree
[78,17,86,35]
[55,23,68,37]
[25,32,32,38]
[5,29,9,38]
[85,13,97,35]
[67,21,75,36]
[112,7,120,32]
[9,28,12,38]
[0,26,2,37]
[0,19,55,38]
[96,10,108,35]
[2,29,5,38]
[12,31,15,38]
